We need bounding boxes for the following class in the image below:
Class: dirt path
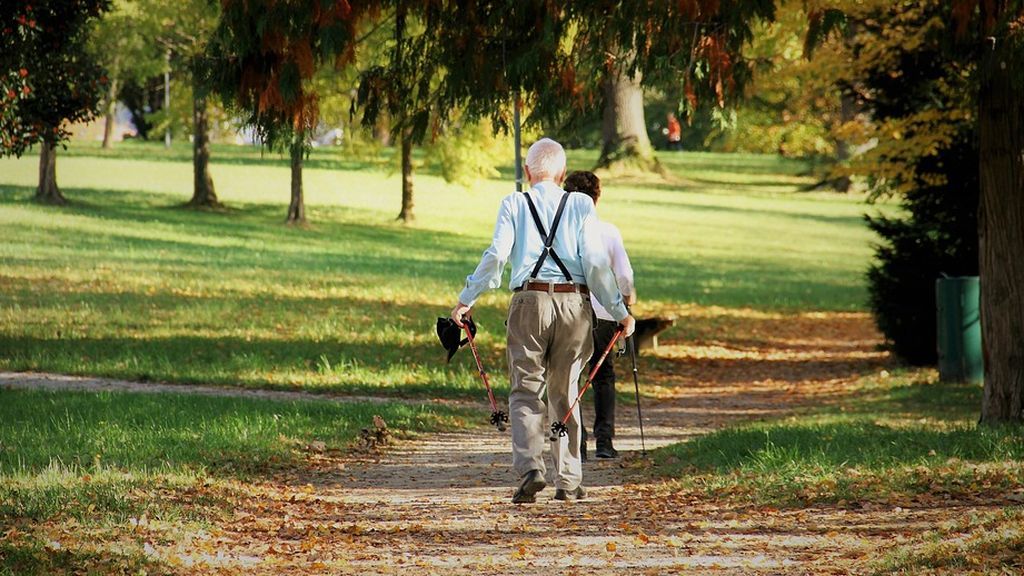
[10,311,980,575]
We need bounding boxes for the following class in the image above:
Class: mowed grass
[1,388,464,528]
[652,369,1024,573]
[0,140,889,396]
[0,388,467,478]
[655,371,1024,506]
[0,387,469,575]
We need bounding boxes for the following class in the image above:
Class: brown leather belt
[515,281,589,296]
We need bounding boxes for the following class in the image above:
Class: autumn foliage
[204,0,370,147]
[358,1,774,135]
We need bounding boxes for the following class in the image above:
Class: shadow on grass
[638,254,867,310]
[0,539,171,576]
[2,181,875,396]
[56,140,393,171]
[0,332,506,400]
[563,148,822,177]
[35,143,827,194]
[647,353,889,386]
[0,254,518,398]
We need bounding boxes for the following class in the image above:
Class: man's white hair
[525,138,566,180]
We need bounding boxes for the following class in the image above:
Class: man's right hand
[450,302,472,327]
[620,314,636,338]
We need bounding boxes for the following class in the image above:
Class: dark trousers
[585,318,618,443]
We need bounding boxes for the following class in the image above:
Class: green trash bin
[936,276,984,382]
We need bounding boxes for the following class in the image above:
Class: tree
[1,1,109,204]
[354,7,408,222]
[960,0,1024,424]
[87,0,163,149]
[90,0,221,204]
[204,0,367,223]
[722,0,841,160]
[360,1,774,179]
[575,2,775,172]
[357,5,435,223]
[810,0,1024,423]
[802,2,978,363]
[865,136,979,365]
[597,51,658,171]
[387,7,417,224]
[154,0,222,207]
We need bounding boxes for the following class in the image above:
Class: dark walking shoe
[553,485,588,501]
[512,470,546,504]
[595,441,619,459]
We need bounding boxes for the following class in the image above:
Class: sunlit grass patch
[0,389,470,477]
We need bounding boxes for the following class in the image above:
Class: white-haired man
[451,138,635,503]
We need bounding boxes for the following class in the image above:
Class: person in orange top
[666,112,682,151]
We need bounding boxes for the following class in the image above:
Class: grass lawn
[651,368,1024,573]
[0,387,470,575]
[0,140,889,396]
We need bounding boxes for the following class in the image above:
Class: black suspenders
[522,191,574,282]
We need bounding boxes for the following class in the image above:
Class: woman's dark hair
[564,171,601,203]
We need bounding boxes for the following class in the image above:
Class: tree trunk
[101,76,119,150]
[978,42,1024,425]
[373,115,392,147]
[163,51,171,149]
[831,24,858,193]
[397,129,414,222]
[287,139,306,224]
[36,139,66,205]
[189,93,220,208]
[832,91,857,192]
[596,57,659,173]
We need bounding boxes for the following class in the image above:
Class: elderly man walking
[451,138,635,504]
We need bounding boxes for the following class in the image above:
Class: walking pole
[549,327,625,441]
[462,323,509,432]
[627,334,647,456]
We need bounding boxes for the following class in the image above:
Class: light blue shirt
[458,181,629,322]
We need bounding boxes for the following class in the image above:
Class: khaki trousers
[506,289,594,490]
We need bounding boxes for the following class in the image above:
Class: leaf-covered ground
[6,311,1020,575]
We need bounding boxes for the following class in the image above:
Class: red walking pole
[549,326,625,441]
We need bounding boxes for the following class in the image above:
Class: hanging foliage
[0,0,109,157]
[203,0,372,149]
[357,1,774,135]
